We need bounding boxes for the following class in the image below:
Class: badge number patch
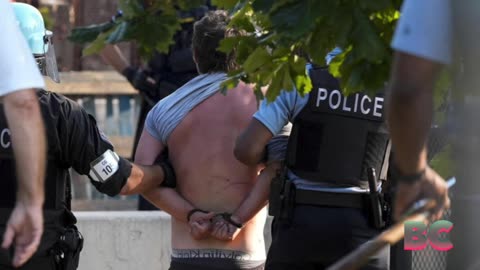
[89,149,120,182]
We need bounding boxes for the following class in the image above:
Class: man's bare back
[166,82,266,258]
[135,10,267,269]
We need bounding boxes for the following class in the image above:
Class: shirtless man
[134,11,267,270]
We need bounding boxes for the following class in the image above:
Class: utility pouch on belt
[52,225,84,270]
[366,168,386,229]
[280,180,296,221]
[269,168,285,218]
[269,165,296,221]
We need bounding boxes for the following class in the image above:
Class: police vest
[0,91,69,212]
[285,67,390,189]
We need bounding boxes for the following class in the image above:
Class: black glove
[121,66,159,105]
[159,159,176,188]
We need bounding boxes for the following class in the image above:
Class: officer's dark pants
[0,254,57,270]
[265,205,389,270]
[0,209,66,270]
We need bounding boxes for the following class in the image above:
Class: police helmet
[12,3,60,83]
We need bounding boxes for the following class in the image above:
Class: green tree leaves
[213,0,403,100]
[69,0,203,58]
[69,0,404,99]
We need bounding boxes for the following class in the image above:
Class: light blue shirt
[392,0,452,65]
[254,48,370,193]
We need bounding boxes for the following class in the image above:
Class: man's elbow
[234,144,262,166]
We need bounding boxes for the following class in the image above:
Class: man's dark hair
[192,10,240,74]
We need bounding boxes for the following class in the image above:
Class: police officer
[387,0,474,269]
[0,0,47,267]
[101,3,211,210]
[0,3,173,269]
[234,49,390,270]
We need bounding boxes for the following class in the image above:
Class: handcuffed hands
[210,214,242,241]
[187,210,244,241]
[188,210,215,240]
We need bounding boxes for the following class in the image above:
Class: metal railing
[49,71,141,203]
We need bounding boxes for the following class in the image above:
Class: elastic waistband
[171,253,265,269]
[172,249,253,261]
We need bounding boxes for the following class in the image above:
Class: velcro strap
[295,189,367,209]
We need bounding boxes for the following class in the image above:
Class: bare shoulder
[222,82,256,105]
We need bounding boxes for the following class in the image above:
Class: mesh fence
[410,209,451,270]
[402,127,451,270]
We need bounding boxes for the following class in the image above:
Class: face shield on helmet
[12,3,60,83]
[35,30,60,83]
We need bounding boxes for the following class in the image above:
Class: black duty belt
[295,189,367,209]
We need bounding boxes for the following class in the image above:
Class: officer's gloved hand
[159,159,176,188]
[121,66,159,104]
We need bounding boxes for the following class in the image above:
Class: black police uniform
[123,4,211,210]
[0,90,132,270]
[266,67,390,270]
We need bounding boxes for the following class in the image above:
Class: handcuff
[186,209,243,228]
[213,213,243,229]
[187,208,209,222]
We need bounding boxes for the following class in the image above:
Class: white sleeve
[392,0,452,65]
[0,0,45,96]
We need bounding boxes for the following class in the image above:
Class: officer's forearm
[233,162,279,224]
[4,89,46,205]
[387,84,431,174]
[234,134,267,166]
[386,54,440,174]
[100,44,129,74]
[119,164,164,195]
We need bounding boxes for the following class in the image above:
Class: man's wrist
[222,213,243,229]
[16,189,44,207]
[391,163,427,184]
[187,208,209,222]
[15,197,44,209]
[230,214,244,228]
